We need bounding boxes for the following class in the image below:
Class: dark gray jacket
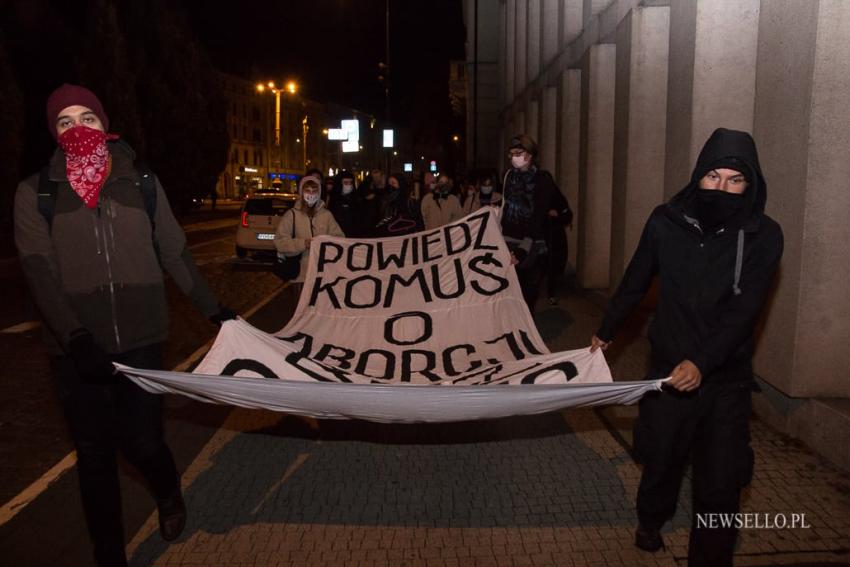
[14,140,219,354]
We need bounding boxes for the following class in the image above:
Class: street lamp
[256,80,299,175]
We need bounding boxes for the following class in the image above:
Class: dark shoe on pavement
[157,491,187,542]
[635,524,665,552]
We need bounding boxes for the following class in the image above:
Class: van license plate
[256,233,275,240]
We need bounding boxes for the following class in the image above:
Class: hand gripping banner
[120,209,663,423]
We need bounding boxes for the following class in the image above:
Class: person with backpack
[13,84,236,567]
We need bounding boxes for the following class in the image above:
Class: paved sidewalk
[123,292,850,566]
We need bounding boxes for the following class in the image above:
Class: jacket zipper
[98,198,122,352]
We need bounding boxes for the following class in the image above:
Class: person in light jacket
[421,174,463,230]
[274,173,344,286]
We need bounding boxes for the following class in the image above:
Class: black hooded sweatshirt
[597,128,783,382]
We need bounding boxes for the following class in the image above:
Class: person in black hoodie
[502,134,571,311]
[328,170,364,237]
[590,128,783,565]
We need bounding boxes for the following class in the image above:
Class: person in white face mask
[461,172,503,214]
[274,173,344,285]
[501,134,573,311]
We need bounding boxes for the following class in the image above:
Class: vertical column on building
[664,0,759,198]
[610,6,670,289]
[506,0,516,104]
[516,0,528,97]
[515,111,527,138]
[542,0,560,67]
[540,86,558,172]
[578,44,616,289]
[582,0,610,28]
[528,0,541,84]
[526,99,540,144]
[559,69,582,268]
[562,0,583,46]
[752,0,850,401]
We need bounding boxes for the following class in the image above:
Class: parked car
[235,192,297,258]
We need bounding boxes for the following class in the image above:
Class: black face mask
[696,189,746,229]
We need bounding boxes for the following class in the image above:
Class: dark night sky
[182,0,467,130]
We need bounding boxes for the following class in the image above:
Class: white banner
[121,209,663,422]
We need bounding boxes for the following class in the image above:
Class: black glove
[68,330,116,384]
[209,306,237,327]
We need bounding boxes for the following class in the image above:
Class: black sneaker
[157,491,187,542]
[634,524,664,552]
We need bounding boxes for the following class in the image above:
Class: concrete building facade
[465,0,850,471]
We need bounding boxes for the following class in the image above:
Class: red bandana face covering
[57,125,118,208]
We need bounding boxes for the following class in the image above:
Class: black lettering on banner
[384,311,433,346]
[422,230,443,263]
[485,332,526,360]
[317,242,344,273]
[411,233,420,264]
[430,258,465,300]
[314,344,356,369]
[278,332,314,354]
[308,276,344,307]
[383,269,432,307]
[284,350,350,382]
[519,330,545,355]
[444,222,472,255]
[354,349,396,381]
[220,359,278,378]
[469,254,509,295]
[520,361,579,384]
[347,242,374,272]
[384,268,433,307]
[451,361,504,384]
[401,349,441,383]
[442,344,482,376]
[377,239,409,270]
[344,275,382,309]
[469,211,499,251]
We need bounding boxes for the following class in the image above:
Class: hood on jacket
[669,128,767,227]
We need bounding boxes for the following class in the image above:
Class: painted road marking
[0,282,289,528]
[0,321,41,334]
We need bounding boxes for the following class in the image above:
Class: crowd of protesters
[14,82,780,567]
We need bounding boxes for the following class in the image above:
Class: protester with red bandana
[13,84,236,567]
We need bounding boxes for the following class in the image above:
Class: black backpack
[37,165,157,233]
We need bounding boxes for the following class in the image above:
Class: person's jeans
[50,342,179,567]
[633,381,753,567]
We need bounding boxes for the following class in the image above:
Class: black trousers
[516,254,547,312]
[633,381,754,567]
[50,343,179,567]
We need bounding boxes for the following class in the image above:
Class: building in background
[464,0,850,471]
[216,73,383,198]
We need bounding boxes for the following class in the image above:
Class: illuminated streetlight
[257,80,299,172]
[452,135,460,142]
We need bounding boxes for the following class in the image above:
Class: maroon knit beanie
[45,84,109,139]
